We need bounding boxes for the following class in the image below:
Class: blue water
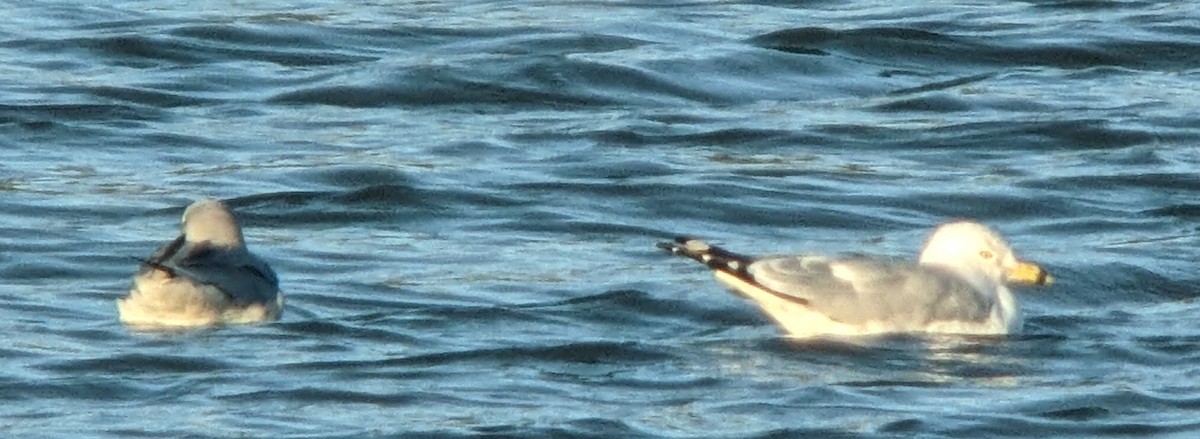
[2,1,1199,437]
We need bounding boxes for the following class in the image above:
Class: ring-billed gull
[657,221,1051,337]
[117,198,283,328]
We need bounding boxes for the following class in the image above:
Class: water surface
[2,1,1199,438]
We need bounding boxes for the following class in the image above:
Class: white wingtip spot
[684,240,711,252]
[700,254,713,263]
[727,260,741,271]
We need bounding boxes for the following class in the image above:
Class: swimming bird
[117,198,283,328]
[657,221,1051,338]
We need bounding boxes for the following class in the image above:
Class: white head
[181,198,245,248]
[918,221,1050,289]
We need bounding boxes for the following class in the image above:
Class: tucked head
[918,220,1050,287]
[181,198,244,247]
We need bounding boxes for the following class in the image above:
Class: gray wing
[152,240,279,304]
[747,254,994,326]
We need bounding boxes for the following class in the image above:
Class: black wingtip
[131,256,176,278]
[657,236,700,253]
[656,238,804,306]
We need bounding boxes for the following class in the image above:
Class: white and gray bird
[658,221,1051,338]
[118,198,283,328]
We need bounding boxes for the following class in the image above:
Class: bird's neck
[920,259,1022,332]
[994,284,1022,332]
[919,259,992,291]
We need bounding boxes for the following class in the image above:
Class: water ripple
[2,0,1199,438]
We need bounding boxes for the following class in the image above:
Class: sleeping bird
[117,198,283,328]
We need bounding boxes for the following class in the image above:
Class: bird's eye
[979,250,994,260]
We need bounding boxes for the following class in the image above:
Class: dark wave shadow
[748,25,1200,71]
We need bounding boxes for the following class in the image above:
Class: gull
[657,221,1051,338]
[118,198,283,328]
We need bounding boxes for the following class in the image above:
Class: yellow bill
[1007,260,1053,286]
